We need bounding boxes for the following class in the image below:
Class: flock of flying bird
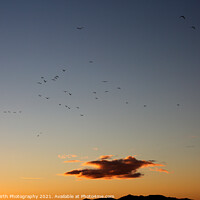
[34,15,195,116]
[36,66,129,122]
[2,16,196,138]
[35,17,194,137]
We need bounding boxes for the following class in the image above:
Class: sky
[0,0,200,199]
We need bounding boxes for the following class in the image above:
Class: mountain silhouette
[84,194,192,200]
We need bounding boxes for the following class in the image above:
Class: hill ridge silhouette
[84,194,192,200]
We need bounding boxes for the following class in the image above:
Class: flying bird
[36,132,42,137]
[80,114,84,116]
[102,81,108,83]
[65,105,70,109]
[89,61,93,63]
[77,27,84,30]
[45,97,50,100]
[62,69,66,72]
[179,16,186,19]
[117,87,121,89]
[190,26,196,30]
[144,105,147,107]
[37,82,42,84]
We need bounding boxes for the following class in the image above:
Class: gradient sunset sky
[0,0,200,199]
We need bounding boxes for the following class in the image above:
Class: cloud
[20,177,42,180]
[99,155,114,160]
[64,156,165,179]
[81,156,89,159]
[64,160,83,163]
[58,154,77,159]
[149,168,169,174]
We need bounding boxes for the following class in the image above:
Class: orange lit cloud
[149,168,169,174]
[58,154,77,159]
[64,156,166,179]
[99,155,114,160]
[64,160,83,163]
[20,177,42,180]
[81,156,89,159]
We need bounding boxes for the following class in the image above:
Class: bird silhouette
[102,81,108,83]
[36,132,42,137]
[179,16,186,19]
[191,26,196,30]
[65,105,70,109]
[117,87,121,89]
[89,61,93,63]
[77,27,84,30]
[62,69,66,72]
[37,82,42,84]
[144,105,147,107]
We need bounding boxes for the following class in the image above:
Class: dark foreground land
[84,194,192,200]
